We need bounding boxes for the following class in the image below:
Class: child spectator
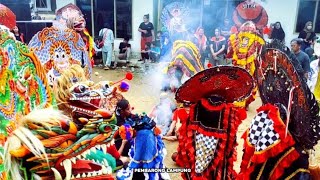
[141,42,151,62]
[149,41,160,62]
[160,33,172,61]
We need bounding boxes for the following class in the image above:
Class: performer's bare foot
[162,136,177,141]
[120,156,130,164]
[171,152,178,162]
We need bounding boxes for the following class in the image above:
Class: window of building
[93,0,132,39]
[296,0,320,33]
[116,0,132,39]
[35,0,51,11]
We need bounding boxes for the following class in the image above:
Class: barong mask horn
[255,41,320,149]
[175,66,254,174]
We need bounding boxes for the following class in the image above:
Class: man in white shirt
[99,24,114,70]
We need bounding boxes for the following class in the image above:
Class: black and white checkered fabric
[248,111,280,152]
[195,133,219,173]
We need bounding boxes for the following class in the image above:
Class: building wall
[258,0,299,46]
[116,0,301,55]
[114,0,154,54]
[56,0,76,10]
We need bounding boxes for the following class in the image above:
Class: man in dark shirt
[118,37,131,60]
[291,38,311,79]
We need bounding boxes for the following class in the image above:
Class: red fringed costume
[175,66,254,180]
[227,21,265,108]
[238,41,320,179]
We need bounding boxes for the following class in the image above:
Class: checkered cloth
[195,132,219,173]
[248,111,280,152]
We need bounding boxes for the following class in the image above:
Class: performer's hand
[165,131,172,136]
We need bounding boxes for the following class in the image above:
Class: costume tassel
[285,86,296,138]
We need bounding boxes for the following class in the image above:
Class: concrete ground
[91,62,320,179]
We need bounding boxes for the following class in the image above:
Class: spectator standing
[291,38,311,79]
[138,14,154,62]
[11,25,25,43]
[99,24,114,70]
[93,37,102,66]
[210,28,226,66]
[298,21,316,51]
[270,22,285,43]
[220,18,232,42]
[305,36,318,60]
[220,18,232,55]
[194,27,208,65]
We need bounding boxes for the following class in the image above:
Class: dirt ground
[92,64,319,180]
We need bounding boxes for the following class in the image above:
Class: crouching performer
[116,114,170,180]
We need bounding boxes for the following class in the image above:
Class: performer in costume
[175,66,254,180]
[163,40,204,92]
[308,39,320,102]
[116,114,170,180]
[227,21,265,109]
[3,107,119,180]
[238,41,320,179]
[55,3,95,67]
[0,25,55,179]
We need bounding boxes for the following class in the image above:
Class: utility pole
[91,0,94,37]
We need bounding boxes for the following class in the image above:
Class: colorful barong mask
[0,27,54,178]
[54,65,130,124]
[163,40,204,91]
[175,66,254,180]
[4,108,117,180]
[233,0,268,30]
[28,27,91,86]
[161,2,189,34]
[55,3,86,32]
[0,4,16,30]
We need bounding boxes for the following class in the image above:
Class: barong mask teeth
[5,108,117,180]
[53,65,123,122]
[68,80,120,118]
